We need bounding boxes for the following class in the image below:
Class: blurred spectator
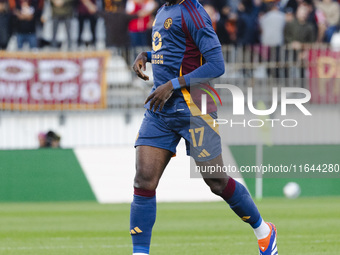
[38,131,61,148]
[0,0,11,49]
[303,0,318,42]
[226,0,241,14]
[259,1,285,46]
[316,0,340,42]
[315,3,328,42]
[38,132,46,148]
[281,0,318,35]
[285,6,295,22]
[284,4,316,48]
[203,3,218,31]
[46,131,61,148]
[237,0,263,45]
[126,0,157,46]
[13,0,38,49]
[202,1,236,45]
[50,0,76,49]
[153,0,163,10]
[9,0,44,46]
[77,0,98,47]
[223,13,238,44]
[103,0,127,12]
[201,0,230,17]
[35,0,45,48]
[282,0,301,13]
[200,1,226,44]
[2,0,338,52]
[254,0,267,16]
[99,0,137,47]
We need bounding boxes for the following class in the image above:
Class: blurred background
[0,0,340,203]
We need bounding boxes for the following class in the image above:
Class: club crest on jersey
[164,18,173,30]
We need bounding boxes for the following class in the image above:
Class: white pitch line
[0,240,250,250]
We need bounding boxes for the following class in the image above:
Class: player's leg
[183,111,277,254]
[131,110,181,255]
[134,145,172,190]
[197,155,277,254]
[183,113,268,230]
[196,155,269,233]
[130,145,172,255]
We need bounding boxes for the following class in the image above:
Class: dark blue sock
[222,178,262,228]
[130,188,156,254]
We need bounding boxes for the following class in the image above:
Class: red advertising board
[308,49,340,104]
[0,51,110,110]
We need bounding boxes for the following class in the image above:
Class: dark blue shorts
[135,110,221,162]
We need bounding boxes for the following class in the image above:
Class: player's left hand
[145,81,174,112]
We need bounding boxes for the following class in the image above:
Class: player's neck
[166,0,182,6]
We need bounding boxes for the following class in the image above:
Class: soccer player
[130,0,278,254]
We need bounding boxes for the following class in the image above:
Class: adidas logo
[198,149,211,158]
[241,216,250,221]
[130,227,142,235]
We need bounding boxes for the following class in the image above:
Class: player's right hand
[133,52,149,81]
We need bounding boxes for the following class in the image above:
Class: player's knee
[207,179,228,196]
[209,184,224,196]
[134,175,157,190]
[134,168,158,190]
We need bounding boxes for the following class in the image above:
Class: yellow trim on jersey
[179,0,186,5]
[181,88,219,135]
[181,88,191,110]
[179,51,218,134]
[201,113,219,135]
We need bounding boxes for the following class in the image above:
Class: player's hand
[133,52,149,81]
[145,81,174,112]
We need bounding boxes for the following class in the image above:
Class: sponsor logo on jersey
[152,31,162,52]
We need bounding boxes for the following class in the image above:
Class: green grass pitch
[0,197,339,255]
